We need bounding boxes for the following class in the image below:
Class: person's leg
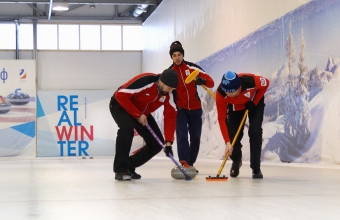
[248,97,265,178]
[130,115,163,169]
[109,98,134,180]
[176,109,190,163]
[228,107,246,177]
[187,108,203,166]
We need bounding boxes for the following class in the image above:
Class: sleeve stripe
[168,93,177,110]
[186,65,208,75]
[119,83,154,94]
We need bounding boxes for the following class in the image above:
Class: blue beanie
[221,71,241,92]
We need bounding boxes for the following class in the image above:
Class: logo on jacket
[185,70,190,76]
[244,91,250,98]
[159,96,166,102]
[146,93,150,96]
[260,77,267,86]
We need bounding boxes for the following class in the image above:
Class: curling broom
[185,69,216,98]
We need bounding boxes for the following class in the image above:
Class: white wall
[37,51,141,90]
[0,50,142,90]
[142,0,311,72]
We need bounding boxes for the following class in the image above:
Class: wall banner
[37,90,143,157]
[0,60,36,157]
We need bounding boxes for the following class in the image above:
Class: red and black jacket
[169,60,214,110]
[113,73,177,143]
[216,73,270,143]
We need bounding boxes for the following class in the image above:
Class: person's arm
[115,73,157,119]
[216,91,233,156]
[196,70,214,88]
[163,92,177,143]
[187,62,214,88]
[115,90,143,119]
[252,76,270,105]
[162,93,177,157]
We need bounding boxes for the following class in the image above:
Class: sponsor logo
[19,69,27,79]
[260,77,267,86]
[185,69,190,76]
[222,79,230,86]
[159,96,166,102]
[244,91,250,98]
[1,68,8,83]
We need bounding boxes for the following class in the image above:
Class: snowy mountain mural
[197,0,340,164]
[155,0,340,164]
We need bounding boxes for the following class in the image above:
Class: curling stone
[171,160,197,179]
[7,88,30,105]
[0,96,11,114]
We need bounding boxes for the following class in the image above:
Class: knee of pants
[176,129,188,140]
[148,144,163,155]
[117,127,134,138]
[144,139,163,152]
[248,127,262,137]
[233,144,242,151]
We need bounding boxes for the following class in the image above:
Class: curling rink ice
[1,157,340,220]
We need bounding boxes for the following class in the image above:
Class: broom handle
[145,124,191,180]
[216,110,248,177]
[201,85,216,98]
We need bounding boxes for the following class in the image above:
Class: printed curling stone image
[0,95,11,114]
[7,88,30,105]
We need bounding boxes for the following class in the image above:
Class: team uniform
[169,60,214,166]
[216,73,269,175]
[110,72,177,179]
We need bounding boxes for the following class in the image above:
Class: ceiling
[0,0,163,24]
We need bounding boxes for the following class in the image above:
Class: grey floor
[1,157,340,220]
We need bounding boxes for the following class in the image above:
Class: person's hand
[195,77,206,85]
[224,142,233,157]
[137,114,148,126]
[245,101,256,111]
[164,145,173,157]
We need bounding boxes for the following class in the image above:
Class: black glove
[164,146,173,157]
[245,101,256,111]
[195,77,206,85]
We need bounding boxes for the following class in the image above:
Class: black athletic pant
[228,97,265,171]
[109,97,163,173]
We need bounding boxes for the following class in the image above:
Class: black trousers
[228,97,265,171]
[109,97,163,173]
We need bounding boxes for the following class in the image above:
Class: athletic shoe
[252,169,263,179]
[115,172,131,181]
[230,159,242,177]
[180,160,198,173]
[128,170,142,179]
[180,160,191,168]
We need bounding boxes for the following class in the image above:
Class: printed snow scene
[195,0,340,164]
